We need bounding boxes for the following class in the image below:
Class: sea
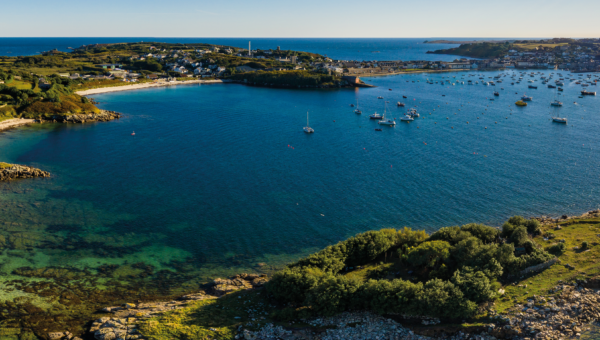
[1,38,599,335]
[0,37,485,61]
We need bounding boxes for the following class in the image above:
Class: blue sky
[2,0,599,38]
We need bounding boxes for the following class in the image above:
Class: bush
[404,240,451,269]
[510,226,529,247]
[581,241,589,250]
[548,243,566,255]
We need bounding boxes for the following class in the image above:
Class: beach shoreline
[0,118,36,132]
[75,79,229,96]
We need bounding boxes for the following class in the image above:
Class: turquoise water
[1,69,599,333]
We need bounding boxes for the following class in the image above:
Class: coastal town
[2,38,595,89]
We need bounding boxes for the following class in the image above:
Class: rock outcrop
[45,110,121,123]
[0,163,50,181]
[211,273,269,296]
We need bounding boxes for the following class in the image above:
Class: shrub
[510,226,529,247]
[429,226,473,245]
[548,243,566,255]
[460,223,500,244]
[451,269,497,303]
[405,240,451,269]
[581,241,589,250]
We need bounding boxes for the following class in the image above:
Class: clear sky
[2,0,599,38]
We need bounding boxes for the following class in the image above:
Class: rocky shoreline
[0,163,50,181]
[37,109,122,124]
[46,209,600,340]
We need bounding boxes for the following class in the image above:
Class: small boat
[552,117,567,123]
[407,108,419,117]
[389,89,392,91]
[378,103,395,126]
[582,90,596,95]
[350,104,354,107]
[375,128,382,131]
[131,131,135,136]
[400,115,414,122]
[377,96,384,99]
[355,100,362,114]
[397,102,405,107]
[493,91,499,96]
[528,85,538,89]
[402,96,407,99]
[521,95,532,101]
[558,87,564,92]
[548,84,556,88]
[515,100,527,106]
[369,112,383,120]
[303,112,314,133]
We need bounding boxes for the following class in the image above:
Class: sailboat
[550,95,566,124]
[378,102,396,126]
[303,112,314,133]
[550,89,562,107]
[354,100,362,114]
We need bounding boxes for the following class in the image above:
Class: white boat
[303,112,314,133]
[400,115,414,122]
[552,117,567,123]
[407,108,419,117]
[369,112,383,120]
[355,100,362,114]
[377,96,384,99]
[378,102,395,126]
[551,100,562,107]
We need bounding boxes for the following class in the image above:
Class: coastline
[75,79,229,96]
[0,118,36,132]
[358,68,472,78]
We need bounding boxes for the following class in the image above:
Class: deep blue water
[0,37,486,61]
[1,69,599,282]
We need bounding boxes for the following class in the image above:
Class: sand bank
[0,118,36,132]
[75,79,229,96]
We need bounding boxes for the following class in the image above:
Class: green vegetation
[496,217,600,313]
[266,217,553,320]
[0,162,12,169]
[227,70,344,87]
[139,290,282,340]
[131,216,600,340]
[428,42,511,58]
[0,74,99,120]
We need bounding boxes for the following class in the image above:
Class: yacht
[400,115,414,122]
[303,112,314,133]
[355,100,362,114]
[551,100,563,107]
[552,117,567,123]
[521,95,533,101]
[369,112,383,119]
[378,103,396,126]
[397,102,405,107]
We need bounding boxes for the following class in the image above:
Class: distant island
[424,39,511,44]
[426,38,599,59]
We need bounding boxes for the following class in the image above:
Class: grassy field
[495,217,600,313]
[514,43,568,51]
[138,289,289,340]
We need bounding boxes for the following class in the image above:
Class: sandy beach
[0,118,36,132]
[75,79,229,96]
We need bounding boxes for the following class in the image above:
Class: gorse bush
[267,217,555,319]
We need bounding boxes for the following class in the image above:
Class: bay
[0,68,599,333]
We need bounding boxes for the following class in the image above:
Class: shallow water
[1,69,599,335]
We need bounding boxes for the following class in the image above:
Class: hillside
[427,42,510,58]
